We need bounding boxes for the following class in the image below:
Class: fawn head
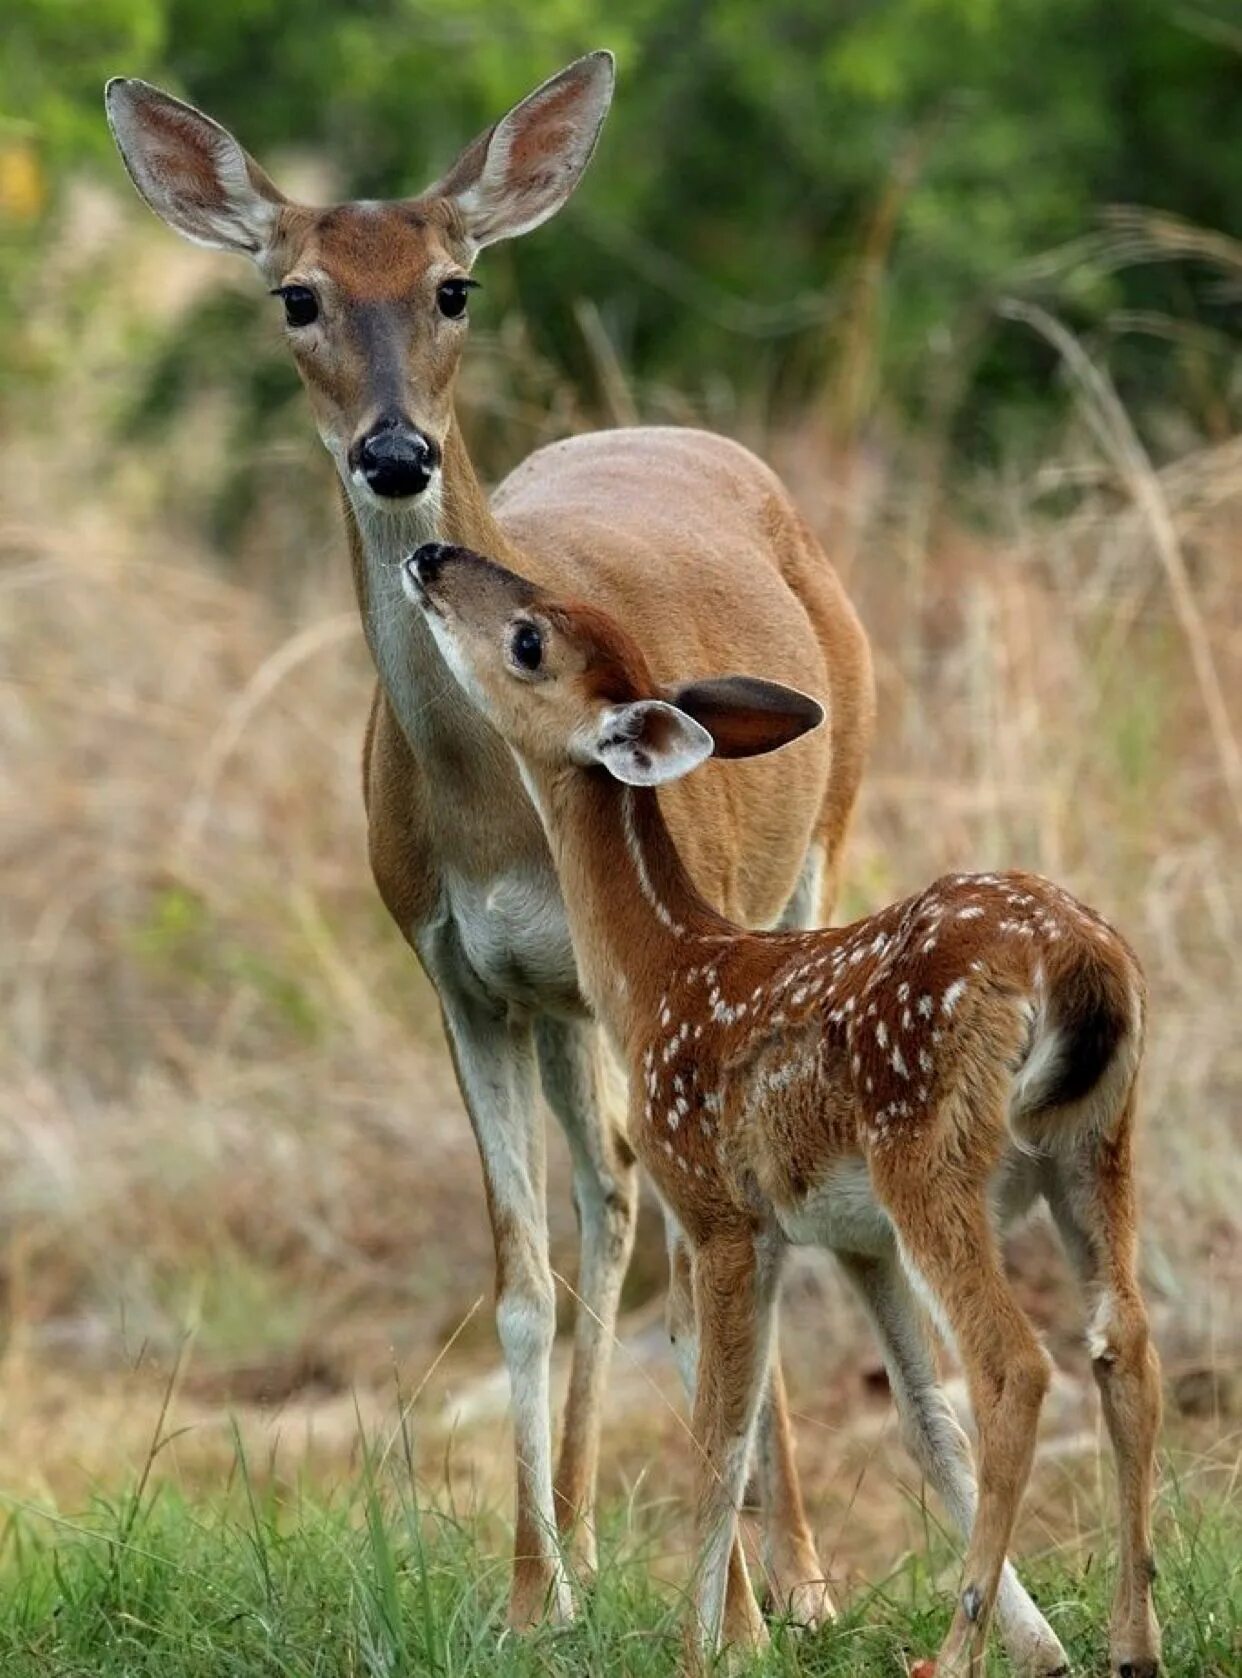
[105,55,613,514]
[402,542,825,782]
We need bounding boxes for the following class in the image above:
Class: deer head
[105,55,614,517]
[401,541,825,782]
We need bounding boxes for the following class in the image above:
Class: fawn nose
[411,542,452,585]
[353,418,440,499]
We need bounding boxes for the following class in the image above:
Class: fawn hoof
[1117,1663,1159,1678]
[771,1575,836,1632]
[762,1544,837,1633]
[558,1525,598,1589]
[1000,1609,1070,1675]
[506,1574,574,1631]
[1016,1651,1069,1677]
[720,1600,770,1656]
[691,1614,769,1676]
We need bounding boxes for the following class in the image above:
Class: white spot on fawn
[942,978,967,1015]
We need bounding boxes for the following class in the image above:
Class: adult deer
[401,539,1162,1678]
[101,53,879,1631]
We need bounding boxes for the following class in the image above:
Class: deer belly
[776,1160,894,1256]
[444,868,585,1016]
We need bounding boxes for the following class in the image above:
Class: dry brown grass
[1,189,1239,1522]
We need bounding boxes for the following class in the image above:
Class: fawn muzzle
[402,541,473,613]
[402,544,537,621]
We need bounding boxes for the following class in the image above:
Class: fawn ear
[105,78,285,258]
[589,699,714,787]
[665,676,825,759]
[427,52,613,252]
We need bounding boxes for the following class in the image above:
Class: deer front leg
[748,835,837,1630]
[535,1018,638,1577]
[666,1212,831,1635]
[666,1212,769,1645]
[686,1224,782,1666]
[432,973,569,1628]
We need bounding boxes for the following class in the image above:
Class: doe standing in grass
[104,51,876,1631]
[401,539,1163,1678]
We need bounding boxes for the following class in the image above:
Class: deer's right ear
[666,676,825,759]
[428,51,614,253]
[587,700,714,787]
[105,79,285,259]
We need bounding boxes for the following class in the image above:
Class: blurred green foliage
[4,0,1242,464]
[131,885,320,1041]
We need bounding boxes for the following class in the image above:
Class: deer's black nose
[354,419,441,499]
[411,542,451,583]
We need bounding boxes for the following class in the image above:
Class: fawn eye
[436,277,477,319]
[273,285,318,328]
[510,621,544,673]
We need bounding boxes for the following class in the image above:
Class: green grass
[0,1439,1236,1677]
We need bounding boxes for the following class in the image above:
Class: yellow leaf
[0,144,45,222]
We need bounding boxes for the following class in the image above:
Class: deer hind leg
[434,982,569,1628]
[876,1161,1052,1678]
[535,1018,638,1579]
[1048,1100,1162,1678]
[838,1248,1069,1676]
[752,1354,835,1628]
[686,1225,782,1666]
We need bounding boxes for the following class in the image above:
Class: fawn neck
[343,416,516,761]
[527,762,735,1049]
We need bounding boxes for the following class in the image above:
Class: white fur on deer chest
[437,865,583,1015]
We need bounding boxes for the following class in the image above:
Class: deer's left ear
[665,676,825,759]
[428,51,614,252]
[587,700,714,787]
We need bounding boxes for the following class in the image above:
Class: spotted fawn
[402,540,1161,1678]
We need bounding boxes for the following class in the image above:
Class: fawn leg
[878,1167,1051,1678]
[839,1248,1069,1675]
[686,1224,782,1665]
[666,1212,801,1643]
[750,838,836,1628]
[1049,1112,1162,1677]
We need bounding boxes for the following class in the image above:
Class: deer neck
[341,415,516,763]
[522,762,734,1051]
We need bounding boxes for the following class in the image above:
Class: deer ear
[665,676,825,759]
[589,699,714,787]
[105,78,285,258]
[428,52,613,252]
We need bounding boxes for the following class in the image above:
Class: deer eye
[509,621,544,673]
[273,285,318,328]
[436,277,477,319]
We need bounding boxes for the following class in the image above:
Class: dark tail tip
[1037,952,1132,1112]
